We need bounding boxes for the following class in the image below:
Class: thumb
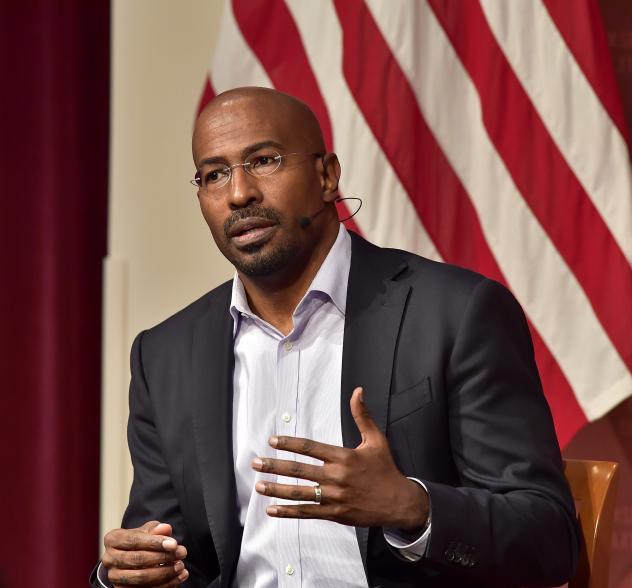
[350,387,381,445]
[148,522,173,537]
[142,521,177,550]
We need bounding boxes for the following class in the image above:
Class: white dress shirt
[230,225,430,587]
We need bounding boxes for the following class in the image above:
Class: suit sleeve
[423,278,579,587]
[121,331,187,535]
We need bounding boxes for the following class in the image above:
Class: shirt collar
[229,224,351,327]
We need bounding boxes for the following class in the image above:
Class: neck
[238,222,339,335]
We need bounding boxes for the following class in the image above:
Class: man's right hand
[102,520,189,587]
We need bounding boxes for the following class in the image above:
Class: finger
[104,545,187,569]
[266,503,336,520]
[252,457,323,481]
[105,527,178,552]
[255,481,322,502]
[149,522,173,537]
[107,560,185,586]
[153,569,190,588]
[269,435,343,461]
[350,387,380,443]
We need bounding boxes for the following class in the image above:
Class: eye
[204,166,230,185]
[250,154,279,169]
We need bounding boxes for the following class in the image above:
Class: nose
[227,165,263,209]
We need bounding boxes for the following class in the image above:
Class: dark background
[0,1,109,587]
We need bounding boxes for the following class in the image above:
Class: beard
[222,205,299,277]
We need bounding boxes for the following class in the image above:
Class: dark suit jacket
[92,232,579,588]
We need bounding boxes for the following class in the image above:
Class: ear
[320,153,341,203]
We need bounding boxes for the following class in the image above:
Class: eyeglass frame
[190,151,325,192]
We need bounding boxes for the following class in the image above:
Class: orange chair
[564,459,619,588]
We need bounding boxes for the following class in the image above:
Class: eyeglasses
[191,151,323,194]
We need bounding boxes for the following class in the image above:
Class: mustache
[223,205,282,238]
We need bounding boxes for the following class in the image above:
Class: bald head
[193,87,325,164]
[191,86,342,281]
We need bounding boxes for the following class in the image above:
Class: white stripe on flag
[367,0,632,419]
[481,0,632,265]
[210,0,272,93]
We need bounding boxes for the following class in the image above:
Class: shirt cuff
[383,477,432,562]
[96,562,112,588]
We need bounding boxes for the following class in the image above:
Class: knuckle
[127,568,149,585]
[106,568,121,582]
[290,487,302,500]
[338,451,353,467]
[101,552,114,567]
[122,533,139,550]
[300,439,313,453]
[327,465,345,485]
[144,520,160,529]
[290,461,303,476]
[104,528,121,547]
[129,551,146,567]
[327,486,345,502]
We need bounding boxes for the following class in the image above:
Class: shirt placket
[275,333,301,587]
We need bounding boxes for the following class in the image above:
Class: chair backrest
[564,459,619,588]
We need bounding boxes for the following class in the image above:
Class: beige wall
[102,0,228,536]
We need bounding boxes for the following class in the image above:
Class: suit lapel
[341,233,411,572]
[190,286,240,587]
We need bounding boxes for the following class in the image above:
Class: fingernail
[267,506,278,516]
[255,481,266,493]
[269,436,278,447]
[178,569,189,581]
[175,546,187,558]
[358,388,364,403]
[162,538,177,550]
[252,457,263,470]
[174,560,184,572]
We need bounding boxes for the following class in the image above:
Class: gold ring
[314,486,322,504]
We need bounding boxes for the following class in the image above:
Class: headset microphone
[298,197,363,228]
[297,205,326,228]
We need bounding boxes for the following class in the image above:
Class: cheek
[198,198,227,243]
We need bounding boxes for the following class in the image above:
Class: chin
[231,240,298,277]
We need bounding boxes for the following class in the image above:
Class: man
[93,87,579,588]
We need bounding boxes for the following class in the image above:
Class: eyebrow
[197,140,286,168]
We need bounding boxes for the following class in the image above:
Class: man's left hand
[252,386,429,532]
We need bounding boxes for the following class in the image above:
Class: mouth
[227,217,278,248]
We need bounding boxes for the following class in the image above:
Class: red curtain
[0,2,109,586]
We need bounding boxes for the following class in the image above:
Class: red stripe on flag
[196,75,216,118]
[428,1,632,374]
[542,0,630,144]
[232,0,360,233]
[333,0,585,446]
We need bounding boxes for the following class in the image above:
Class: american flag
[197,0,632,447]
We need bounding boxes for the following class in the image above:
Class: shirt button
[285,564,295,576]
[281,412,292,423]
[284,341,293,351]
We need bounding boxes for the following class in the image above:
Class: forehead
[193,96,303,164]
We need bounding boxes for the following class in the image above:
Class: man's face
[192,95,330,277]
